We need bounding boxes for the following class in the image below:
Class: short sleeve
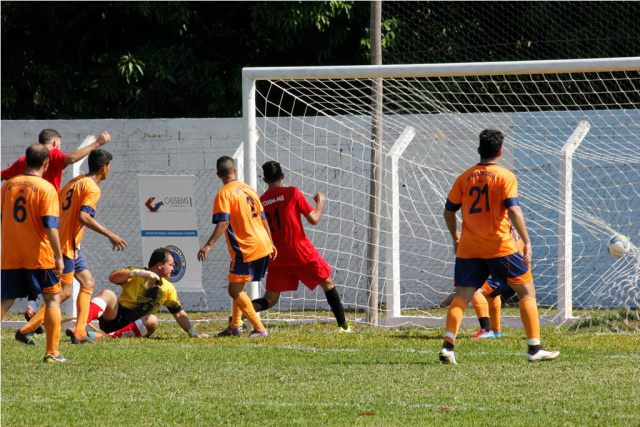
[212,191,230,223]
[50,149,68,170]
[163,283,182,314]
[80,185,101,217]
[2,156,27,180]
[445,177,463,212]
[295,188,313,216]
[40,184,60,225]
[502,172,519,208]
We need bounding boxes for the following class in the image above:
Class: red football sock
[86,298,107,323]
[106,319,147,338]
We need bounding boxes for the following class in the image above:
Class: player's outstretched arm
[79,211,127,251]
[110,269,159,285]
[305,192,326,225]
[507,206,532,265]
[172,309,209,338]
[198,220,228,261]
[64,132,110,165]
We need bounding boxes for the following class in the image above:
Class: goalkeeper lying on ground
[66,247,208,340]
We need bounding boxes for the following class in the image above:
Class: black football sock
[324,287,348,329]
[478,316,492,331]
[252,298,269,312]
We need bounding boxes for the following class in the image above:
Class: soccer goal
[242,58,640,328]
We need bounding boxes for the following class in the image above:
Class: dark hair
[262,160,283,183]
[88,149,113,173]
[216,156,235,177]
[25,144,50,168]
[478,129,504,159]
[148,247,173,268]
[38,129,61,145]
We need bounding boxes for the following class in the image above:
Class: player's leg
[253,290,280,312]
[87,289,119,323]
[440,258,488,364]
[485,293,502,337]
[318,278,350,331]
[103,314,158,338]
[19,282,72,336]
[1,298,15,320]
[229,283,267,336]
[72,251,95,340]
[39,270,68,362]
[226,257,269,337]
[471,290,493,338]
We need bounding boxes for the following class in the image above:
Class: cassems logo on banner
[166,245,186,282]
[145,197,164,212]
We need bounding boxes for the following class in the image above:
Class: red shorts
[266,258,332,292]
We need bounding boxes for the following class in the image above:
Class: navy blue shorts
[61,250,89,284]
[454,252,532,288]
[483,276,516,300]
[228,255,270,283]
[1,268,62,299]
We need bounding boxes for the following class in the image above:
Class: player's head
[478,129,504,160]
[262,161,284,184]
[148,247,175,278]
[216,156,236,178]
[88,149,113,179]
[38,129,62,149]
[25,144,50,171]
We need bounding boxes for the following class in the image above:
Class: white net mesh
[250,65,640,329]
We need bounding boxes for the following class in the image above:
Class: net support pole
[62,134,96,319]
[384,127,416,320]
[242,78,259,302]
[558,121,589,322]
[366,0,383,326]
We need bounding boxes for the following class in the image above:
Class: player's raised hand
[198,245,211,262]
[109,233,128,251]
[96,132,110,146]
[313,192,326,205]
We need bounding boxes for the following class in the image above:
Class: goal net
[243,58,640,329]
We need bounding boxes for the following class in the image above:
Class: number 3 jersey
[213,179,273,263]
[1,174,60,269]
[260,186,323,267]
[58,175,102,259]
[445,163,520,259]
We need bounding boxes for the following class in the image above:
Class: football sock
[230,299,243,328]
[74,285,94,339]
[252,297,270,313]
[234,292,265,332]
[487,294,502,333]
[519,298,541,346]
[44,307,61,356]
[1,306,6,320]
[324,287,348,329]
[87,297,107,323]
[21,305,46,334]
[107,318,147,338]
[444,296,468,345]
[478,316,492,331]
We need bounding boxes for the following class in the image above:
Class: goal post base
[379,315,579,328]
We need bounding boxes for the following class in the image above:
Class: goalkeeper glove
[131,269,160,282]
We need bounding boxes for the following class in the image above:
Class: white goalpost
[242,57,640,328]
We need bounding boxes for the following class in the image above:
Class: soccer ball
[606,234,630,258]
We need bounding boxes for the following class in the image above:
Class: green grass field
[2,313,639,427]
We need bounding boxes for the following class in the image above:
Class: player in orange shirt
[198,156,276,338]
[1,144,67,362]
[440,129,559,364]
[16,149,128,345]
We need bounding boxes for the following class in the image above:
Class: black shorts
[98,304,143,333]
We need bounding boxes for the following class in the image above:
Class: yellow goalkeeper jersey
[117,266,183,316]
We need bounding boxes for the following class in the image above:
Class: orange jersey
[445,163,520,259]
[58,175,102,259]
[212,180,272,263]
[1,174,60,269]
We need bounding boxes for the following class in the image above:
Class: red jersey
[260,186,323,267]
[2,148,68,191]
[445,163,520,259]
[1,174,60,269]
[213,180,272,263]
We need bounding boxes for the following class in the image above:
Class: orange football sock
[229,299,243,329]
[21,305,46,334]
[44,307,61,357]
[1,306,7,320]
[487,295,502,333]
[234,292,265,332]
[471,293,489,319]
[444,296,468,345]
[519,298,541,344]
[74,286,94,339]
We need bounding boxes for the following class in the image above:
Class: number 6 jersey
[445,163,520,259]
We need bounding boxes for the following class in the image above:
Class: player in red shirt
[440,129,559,364]
[242,160,350,333]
